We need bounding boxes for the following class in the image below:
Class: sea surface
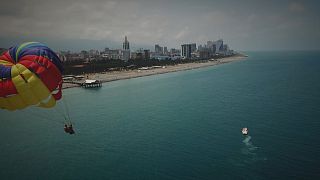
[1,51,320,179]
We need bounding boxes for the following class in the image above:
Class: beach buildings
[181,43,197,59]
[144,50,150,60]
[122,50,130,61]
[102,48,122,59]
[155,44,162,55]
[163,46,168,55]
[199,39,233,57]
[152,44,173,60]
[100,36,130,61]
[215,39,224,54]
[130,48,150,60]
[57,36,234,63]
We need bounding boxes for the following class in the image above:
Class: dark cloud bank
[1,0,319,51]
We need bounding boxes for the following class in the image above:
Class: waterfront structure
[82,79,102,88]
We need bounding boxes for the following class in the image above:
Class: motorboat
[242,127,248,135]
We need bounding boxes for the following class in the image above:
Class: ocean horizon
[1,51,320,179]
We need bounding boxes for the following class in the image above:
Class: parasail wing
[0,42,63,110]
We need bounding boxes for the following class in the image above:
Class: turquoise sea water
[1,51,320,179]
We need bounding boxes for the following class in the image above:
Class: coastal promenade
[62,54,247,89]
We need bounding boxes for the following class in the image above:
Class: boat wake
[229,135,267,167]
[242,136,258,154]
[240,135,267,165]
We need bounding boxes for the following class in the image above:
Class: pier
[81,80,102,88]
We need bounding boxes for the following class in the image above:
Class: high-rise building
[136,52,144,60]
[130,52,137,59]
[199,48,210,59]
[122,36,130,61]
[122,50,130,61]
[123,36,130,50]
[181,44,188,58]
[211,44,216,55]
[163,46,168,55]
[181,43,196,59]
[155,44,160,54]
[207,41,214,49]
[190,43,197,53]
[222,44,231,56]
[144,50,150,60]
[155,44,164,55]
[170,48,181,56]
[206,41,215,56]
[215,39,223,54]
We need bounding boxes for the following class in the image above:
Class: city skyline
[1,0,320,51]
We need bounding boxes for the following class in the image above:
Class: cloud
[0,0,319,51]
[288,2,305,13]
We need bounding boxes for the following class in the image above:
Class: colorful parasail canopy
[0,42,63,110]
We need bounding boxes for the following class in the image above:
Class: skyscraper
[215,39,223,54]
[190,43,197,53]
[163,46,168,55]
[181,44,196,59]
[144,50,150,60]
[122,36,130,61]
[123,36,130,50]
[155,44,163,55]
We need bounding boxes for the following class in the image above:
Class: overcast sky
[1,0,319,51]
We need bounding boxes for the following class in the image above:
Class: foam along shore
[62,54,247,89]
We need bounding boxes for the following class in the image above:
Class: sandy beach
[62,54,247,89]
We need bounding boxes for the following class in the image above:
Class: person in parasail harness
[64,123,75,135]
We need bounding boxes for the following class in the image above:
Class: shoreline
[62,54,247,89]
